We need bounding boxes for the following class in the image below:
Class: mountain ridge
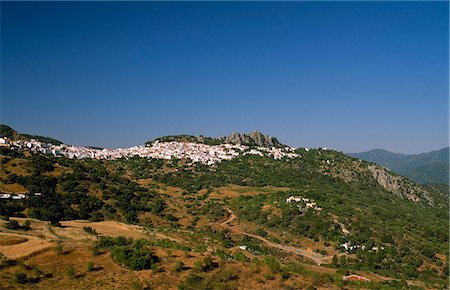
[349,147,449,185]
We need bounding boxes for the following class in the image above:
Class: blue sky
[1,2,448,153]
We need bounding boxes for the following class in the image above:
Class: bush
[5,220,20,230]
[55,243,64,255]
[87,262,94,272]
[14,272,28,284]
[265,257,281,274]
[23,220,31,230]
[234,252,249,263]
[111,245,158,270]
[83,226,97,236]
[174,261,184,273]
[33,266,42,279]
[255,228,268,237]
[66,266,75,278]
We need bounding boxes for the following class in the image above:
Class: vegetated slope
[0,124,63,145]
[349,148,449,185]
[0,143,448,288]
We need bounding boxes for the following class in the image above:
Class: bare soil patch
[0,235,28,246]
[210,184,289,199]
[61,220,148,240]
[0,232,54,259]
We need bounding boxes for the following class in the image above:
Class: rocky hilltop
[148,130,284,148]
[225,131,283,147]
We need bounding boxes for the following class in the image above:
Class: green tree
[14,272,28,284]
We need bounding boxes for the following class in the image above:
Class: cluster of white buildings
[285,195,322,212]
[0,137,300,165]
[243,146,298,160]
[0,192,41,200]
[340,242,385,252]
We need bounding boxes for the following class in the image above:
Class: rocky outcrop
[367,165,433,205]
[225,131,283,148]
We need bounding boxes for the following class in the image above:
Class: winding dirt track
[220,208,331,265]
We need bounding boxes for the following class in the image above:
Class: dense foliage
[94,236,159,270]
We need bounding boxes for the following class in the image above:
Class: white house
[286,196,303,203]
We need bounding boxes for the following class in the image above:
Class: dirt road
[220,208,330,265]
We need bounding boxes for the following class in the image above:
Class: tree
[23,220,31,230]
[332,255,339,266]
[5,220,20,230]
[14,272,28,284]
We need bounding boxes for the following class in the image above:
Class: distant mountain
[349,147,449,185]
[0,124,63,145]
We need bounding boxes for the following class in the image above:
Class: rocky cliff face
[368,165,433,205]
[225,131,283,147]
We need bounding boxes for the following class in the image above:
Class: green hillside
[0,144,448,288]
[0,124,63,145]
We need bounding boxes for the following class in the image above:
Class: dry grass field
[0,217,335,290]
[0,181,400,289]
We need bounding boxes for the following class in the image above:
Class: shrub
[23,220,31,230]
[111,246,158,270]
[193,261,203,271]
[83,226,97,236]
[55,243,64,255]
[255,228,268,237]
[174,261,184,273]
[66,266,76,278]
[265,257,281,274]
[87,262,94,272]
[14,272,28,284]
[33,266,42,279]
[234,252,249,263]
[5,220,20,230]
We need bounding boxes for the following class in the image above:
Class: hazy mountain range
[349,148,449,185]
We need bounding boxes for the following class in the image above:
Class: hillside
[0,128,448,289]
[0,124,63,146]
[349,148,449,185]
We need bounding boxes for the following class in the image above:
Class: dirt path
[220,208,236,227]
[242,232,326,265]
[220,208,330,265]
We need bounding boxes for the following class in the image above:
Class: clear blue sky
[1,2,448,153]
